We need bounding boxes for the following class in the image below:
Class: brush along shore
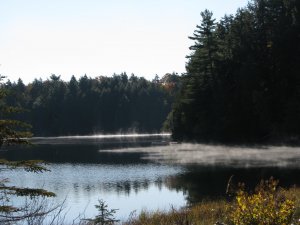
[120,179,300,225]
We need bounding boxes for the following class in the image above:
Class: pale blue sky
[0,0,249,83]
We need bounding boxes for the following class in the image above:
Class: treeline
[167,0,300,142]
[2,73,181,136]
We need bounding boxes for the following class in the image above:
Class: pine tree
[0,76,55,223]
[171,10,220,140]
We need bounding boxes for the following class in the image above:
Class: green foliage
[85,199,119,225]
[169,0,300,143]
[227,178,296,225]
[0,87,32,147]
[0,159,49,173]
[0,76,56,223]
[1,186,55,198]
[2,73,181,136]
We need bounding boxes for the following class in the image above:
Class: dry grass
[122,186,300,225]
[123,200,228,225]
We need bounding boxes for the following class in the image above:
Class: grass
[120,179,300,225]
[122,200,228,225]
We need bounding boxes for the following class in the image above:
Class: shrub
[84,199,119,225]
[227,177,296,225]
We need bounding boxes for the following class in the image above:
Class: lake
[1,134,300,223]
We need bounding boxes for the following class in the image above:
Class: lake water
[1,134,300,223]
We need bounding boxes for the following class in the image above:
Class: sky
[0,0,249,84]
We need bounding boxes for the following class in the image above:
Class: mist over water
[30,133,171,146]
[103,143,300,168]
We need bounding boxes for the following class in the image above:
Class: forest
[166,0,300,143]
[2,0,300,224]
[1,73,180,136]
[1,0,300,143]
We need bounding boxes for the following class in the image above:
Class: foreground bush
[227,178,296,225]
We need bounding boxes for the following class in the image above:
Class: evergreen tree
[169,0,300,143]
[1,73,177,136]
[0,76,55,223]
[171,10,220,140]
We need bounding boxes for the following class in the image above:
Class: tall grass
[121,179,300,225]
[123,200,227,225]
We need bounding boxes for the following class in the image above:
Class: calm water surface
[1,134,300,222]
